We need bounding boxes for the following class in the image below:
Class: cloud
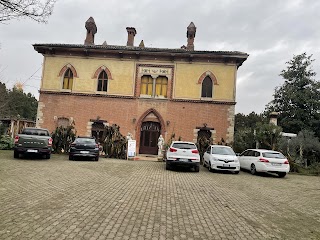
[1,0,320,115]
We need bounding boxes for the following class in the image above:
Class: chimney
[269,112,279,125]
[84,17,97,45]
[126,27,137,46]
[186,22,196,51]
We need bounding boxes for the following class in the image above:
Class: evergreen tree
[266,53,320,137]
[0,83,38,120]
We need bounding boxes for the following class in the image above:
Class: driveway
[0,150,319,240]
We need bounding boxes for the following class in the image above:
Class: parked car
[166,141,200,172]
[203,145,240,174]
[69,137,99,161]
[238,149,289,178]
[14,127,52,159]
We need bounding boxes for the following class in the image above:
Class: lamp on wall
[132,118,136,123]
[166,120,170,126]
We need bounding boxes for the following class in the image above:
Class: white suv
[166,141,200,172]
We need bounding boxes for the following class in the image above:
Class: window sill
[95,91,108,95]
[61,89,72,93]
[200,97,213,101]
[139,95,168,100]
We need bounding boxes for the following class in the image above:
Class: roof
[33,43,248,57]
[210,145,233,148]
[246,149,281,153]
[33,43,249,67]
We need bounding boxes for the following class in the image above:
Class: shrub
[0,135,14,150]
[102,124,126,159]
[51,126,76,154]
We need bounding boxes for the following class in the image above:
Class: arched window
[155,76,168,98]
[201,76,213,98]
[97,71,108,92]
[57,117,70,128]
[63,69,73,90]
[140,75,153,96]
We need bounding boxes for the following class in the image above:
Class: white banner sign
[127,140,136,159]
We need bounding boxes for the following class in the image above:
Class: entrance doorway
[91,122,105,143]
[139,121,161,155]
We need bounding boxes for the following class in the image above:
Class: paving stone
[0,151,320,240]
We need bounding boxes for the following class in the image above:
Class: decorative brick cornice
[58,64,78,78]
[92,65,113,80]
[171,98,236,105]
[39,90,135,99]
[198,71,218,85]
[39,90,235,105]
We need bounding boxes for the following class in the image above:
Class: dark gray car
[69,137,99,161]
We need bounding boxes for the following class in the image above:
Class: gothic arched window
[201,76,213,98]
[97,71,108,92]
[63,69,73,90]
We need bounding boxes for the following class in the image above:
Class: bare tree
[0,0,56,23]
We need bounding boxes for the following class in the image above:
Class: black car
[69,137,99,161]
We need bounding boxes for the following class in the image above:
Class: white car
[203,145,240,174]
[166,141,200,172]
[239,149,290,178]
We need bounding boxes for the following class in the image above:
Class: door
[139,121,161,155]
[91,122,105,144]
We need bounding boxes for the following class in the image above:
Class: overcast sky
[1,0,320,114]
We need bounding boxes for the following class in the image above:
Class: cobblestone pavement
[0,150,320,240]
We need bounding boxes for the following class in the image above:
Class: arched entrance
[137,109,166,155]
[139,121,161,155]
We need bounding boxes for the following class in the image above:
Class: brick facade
[38,92,234,153]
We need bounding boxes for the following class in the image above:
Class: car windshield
[262,152,285,159]
[172,143,197,149]
[212,147,235,156]
[22,129,49,136]
[75,138,96,144]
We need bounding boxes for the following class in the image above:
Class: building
[33,17,248,155]
[0,118,35,138]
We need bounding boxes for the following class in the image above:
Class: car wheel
[250,164,257,175]
[277,172,286,178]
[208,161,212,172]
[166,162,171,170]
[194,165,200,172]
[14,150,19,159]
[233,171,240,174]
[45,154,51,159]
[69,155,73,161]
[95,156,99,161]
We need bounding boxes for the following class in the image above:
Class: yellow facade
[174,63,236,101]
[42,56,135,95]
[41,56,237,101]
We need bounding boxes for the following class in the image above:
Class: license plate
[180,158,188,162]
[272,163,282,166]
[223,164,230,167]
[80,151,90,154]
[27,149,38,153]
